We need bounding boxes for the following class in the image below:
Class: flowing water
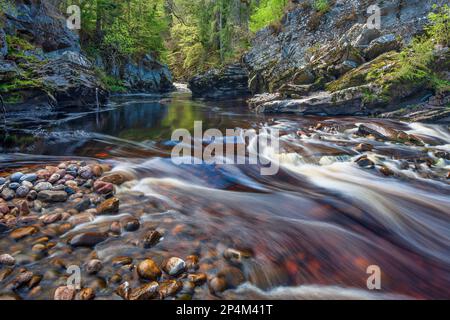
[0,87,449,300]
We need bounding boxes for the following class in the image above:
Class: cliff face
[243,0,449,121]
[0,1,174,108]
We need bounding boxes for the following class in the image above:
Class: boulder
[0,61,20,82]
[189,64,251,99]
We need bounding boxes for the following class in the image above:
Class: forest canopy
[59,0,292,80]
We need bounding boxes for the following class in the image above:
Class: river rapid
[0,87,449,300]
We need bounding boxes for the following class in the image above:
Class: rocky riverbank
[0,1,174,108]
[187,0,449,122]
[0,160,251,300]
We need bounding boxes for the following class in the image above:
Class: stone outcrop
[242,0,449,121]
[123,54,175,93]
[189,64,251,99]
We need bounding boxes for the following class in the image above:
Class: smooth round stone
[0,254,16,266]
[10,172,24,183]
[27,190,38,201]
[163,257,186,276]
[0,177,6,185]
[1,188,15,201]
[16,186,30,198]
[79,166,93,179]
[86,259,103,274]
[8,182,20,190]
[137,259,162,281]
[48,174,61,184]
[34,182,53,192]
[21,181,33,188]
[20,174,37,183]
[54,286,76,300]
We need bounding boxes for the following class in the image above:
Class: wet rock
[1,188,15,201]
[78,166,93,179]
[96,197,120,215]
[41,212,62,225]
[69,232,108,248]
[129,282,159,300]
[0,254,15,266]
[38,190,68,202]
[93,181,114,195]
[112,256,133,267]
[0,177,6,185]
[137,259,161,281]
[180,281,196,295]
[77,287,95,300]
[216,266,245,290]
[355,143,374,152]
[86,259,103,275]
[48,174,61,184]
[356,156,375,169]
[27,190,38,201]
[34,182,53,192]
[116,282,131,300]
[18,200,30,215]
[20,174,37,183]
[158,280,182,299]
[10,226,39,240]
[32,244,47,253]
[8,183,20,190]
[0,268,13,281]
[74,198,91,212]
[0,203,10,215]
[208,276,227,294]
[110,274,123,284]
[142,230,162,248]
[16,186,30,199]
[10,173,24,183]
[100,173,130,186]
[11,271,34,289]
[185,255,199,271]
[109,221,122,235]
[379,166,395,177]
[91,165,104,177]
[121,217,140,232]
[223,248,249,264]
[28,275,42,289]
[163,257,186,276]
[187,273,207,286]
[54,286,76,300]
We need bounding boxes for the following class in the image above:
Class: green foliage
[95,69,127,93]
[249,0,288,33]
[313,0,330,14]
[426,4,450,46]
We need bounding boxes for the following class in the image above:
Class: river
[0,87,449,299]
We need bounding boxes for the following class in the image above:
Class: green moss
[95,69,126,93]
[6,35,35,51]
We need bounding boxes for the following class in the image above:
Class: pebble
[0,177,6,185]
[77,287,95,300]
[69,232,108,247]
[100,173,129,185]
[28,275,42,289]
[11,271,34,289]
[20,174,37,183]
[208,277,227,294]
[0,254,15,266]
[142,230,162,248]
[112,256,133,267]
[93,180,114,194]
[10,226,39,240]
[0,203,10,214]
[79,166,93,179]
[121,217,140,232]
[10,172,24,183]
[86,259,103,274]
[8,182,20,190]
[158,280,183,299]
[356,156,375,169]
[27,190,38,201]
[38,190,68,202]
[21,181,33,188]
[74,198,91,212]
[137,259,162,281]
[96,197,120,214]
[54,286,76,300]
[379,166,394,176]
[129,282,159,300]
[34,182,53,192]
[16,186,30,198]
[116,282,131,300]
[48,173,61,184]
[1,188,15,201]
[187,273,207,285]
[110,221,122,234]
[163,257,186,276]
[18,200,30,215]
[42,213,62,225]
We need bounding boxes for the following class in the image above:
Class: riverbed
[1,88,449,300]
